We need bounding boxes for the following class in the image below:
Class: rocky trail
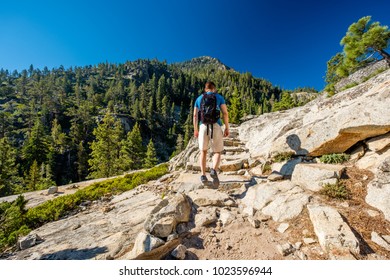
[3,67,390,260]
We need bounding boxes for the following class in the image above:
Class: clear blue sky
[1,0,389,90]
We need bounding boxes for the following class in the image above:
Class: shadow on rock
[39,246,108,260]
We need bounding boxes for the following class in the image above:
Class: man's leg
[210,124,224,187]
[198,124,209,183]
[212,152,221,171]
[200,150,208,176]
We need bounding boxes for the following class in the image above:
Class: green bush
[320,181,351,200]
[341,82,359,91]
[272,152,295,163]
[319,153,350,164]
[362,67,387,82]
[261,162,272,174]
[1,164,168,251]
[0,196,29,248]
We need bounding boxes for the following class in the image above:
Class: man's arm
[220,104,229,137]
[193,107,199,138]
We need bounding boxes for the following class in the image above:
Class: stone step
[223,153,250,162]
[223,146,248,153]
[226,130,239,139]
[223,139,244,147]
[186,158,249,172]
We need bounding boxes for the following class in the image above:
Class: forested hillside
[0,56,316,197]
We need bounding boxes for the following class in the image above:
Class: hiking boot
[210,168,220,188]
[200,175,209,184]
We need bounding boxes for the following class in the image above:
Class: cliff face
[5,69,390,260]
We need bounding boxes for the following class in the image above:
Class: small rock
[294,242,302,250]
[254,212,271,222]
[330,252,356,260]
[72,224,81,230]
[303,238,316,245]
[176,223,190,234]
[340,201,349,208]
[106,254,114,260]
[237,169,246,175]
[47,186,58,195]
[367,209,380,217]
[268,171,284,181]
[248,158,261,168]
[277,223,289,233]
[371,232,390,251]
[378,158,390,172]
[167,233,179,242]
[224,199,237,207]
[382,235,390,244]
[225,244,232,250]
[103,205,114,213]
[363,175,369,180]
[18,233,43,250]
[247,216,260,228]
[80,200,92,207]
[171,244,187,260]
[297,251,308,260]
[302,229,309,236]
[219,208,236,226]
[276,243,295,256]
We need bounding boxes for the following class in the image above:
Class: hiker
[193,81,229,187]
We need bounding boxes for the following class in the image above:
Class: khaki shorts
[198,123,224,153]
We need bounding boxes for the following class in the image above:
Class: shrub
[319,153,350,164]
[320,181,351,200]
[261,162,272,174]
[272,152,295,163]
[341,82,359,91]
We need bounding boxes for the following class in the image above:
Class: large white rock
[144,193,191,238]
[194,207,218,228]
[187,189,231,207]
[371,232,390,251]
[366,132,390,152]
[291,163,345,192]
[307,204,360,255]
[240,180,310,222]
[366,157,390,221]
[261,186,310,222]
[239,69,390,158]
[127,231,165,259]
[9,190,162,260]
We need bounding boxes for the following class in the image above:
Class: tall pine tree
[0,137,21,196]
[122,122,145,170]
[88,112,125,178]
[144,139,158,168]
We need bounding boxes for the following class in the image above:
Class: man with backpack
[193,81,230,188]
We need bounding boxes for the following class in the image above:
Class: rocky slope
[3,69,390,260]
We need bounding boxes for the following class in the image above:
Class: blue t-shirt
[194,91,225,126]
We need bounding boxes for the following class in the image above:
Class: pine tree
[123,122,145,170]
[229,88,243,124]
[22,118,50,171]
[156,75,166,111]
[25,160,40,191]
[339,16,390,75]
[76,141,89,181]
[144,139,158,168]
[0,137,21,196]
[272,92,296,112]
[161,95,169,121]
[88,112,125,178]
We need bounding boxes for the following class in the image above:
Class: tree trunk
[377,49,390,66]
